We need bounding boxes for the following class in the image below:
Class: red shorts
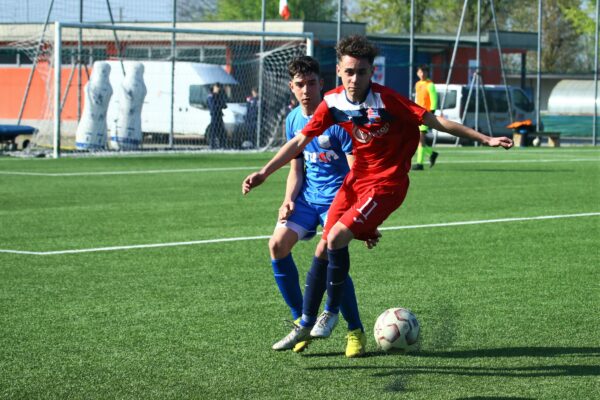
[323,175,409,241]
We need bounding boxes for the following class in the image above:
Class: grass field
[1,147,599,399]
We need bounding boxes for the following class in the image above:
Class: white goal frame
[51,21,314,158]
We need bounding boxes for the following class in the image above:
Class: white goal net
[9,22,311,156]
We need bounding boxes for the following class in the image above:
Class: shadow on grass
[450,168,573,173]
[303,347,600,360]
[307,363,600,378]
[417,346,600,358]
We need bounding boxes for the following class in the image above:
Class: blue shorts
[274,195,330,241]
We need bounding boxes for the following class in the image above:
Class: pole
[437,0,468,147]
[489,0,513,124]
[170,0,177,148]
[17,0,56,125]
[593,0,599,146]
[77,0,83,121]
[256,0,266,149]
[536,0,542,133]
[408,0,414,100]
[336,0,342,86]
[53,22,62,159]
[475,0,481,138]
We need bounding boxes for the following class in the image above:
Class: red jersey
[301,83,426,190]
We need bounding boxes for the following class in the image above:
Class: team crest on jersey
[367,107,381,123]
[317,135,331,149]
[351,124,373,144]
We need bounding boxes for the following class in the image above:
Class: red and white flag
[279,0,290,20]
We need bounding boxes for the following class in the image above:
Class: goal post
[28,22,313,157]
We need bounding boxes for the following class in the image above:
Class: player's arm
[428,82,438,111]
[242,134,313,194]
[279,157,304,221]
[422,112,513,149]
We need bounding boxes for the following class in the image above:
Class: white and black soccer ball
[373,307,420,352]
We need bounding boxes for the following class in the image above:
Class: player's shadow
[416,346,600,359]
[304,346,600,360]
[451,168,572,173]
[304,347,600,378]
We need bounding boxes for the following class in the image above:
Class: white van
[431,84,536,144]
[103,61,247,137]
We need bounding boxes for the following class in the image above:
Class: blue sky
[2,0,182,23]
[0,0,359,24]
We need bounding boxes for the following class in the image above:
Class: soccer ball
[373,307,420,352]
[532,136,541,147]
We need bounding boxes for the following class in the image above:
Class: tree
[177,0,217,21]
[351,0,590,73]
[352,0,514,34]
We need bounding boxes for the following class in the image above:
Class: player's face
[289,72,323,114]
[337,55,373,103]
[417,68,426,80]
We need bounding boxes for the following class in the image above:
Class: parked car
[431,84,537,144]
[103,61,247,137]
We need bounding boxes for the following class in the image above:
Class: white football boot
[272,323,312,351]
[310,310,339,338]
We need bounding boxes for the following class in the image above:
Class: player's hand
[242,172,266,195]
[486,136,513,149]
[278,201,295,222]
[365,229,382,250]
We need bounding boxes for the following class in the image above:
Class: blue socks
[340,275,363,332]
[274,250,362,332]
[300,256,328,327]
[271,253,303,320]
[301,254,362,331]
[325,246,350,315]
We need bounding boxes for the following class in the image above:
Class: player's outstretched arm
[423,112,514,149]
[242,134,313,195]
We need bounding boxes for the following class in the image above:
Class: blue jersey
[286,106,352,205]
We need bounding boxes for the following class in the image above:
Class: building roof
[368,30,539,52]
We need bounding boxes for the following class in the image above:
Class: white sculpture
[110,62,147,150]
[75,62,113,150]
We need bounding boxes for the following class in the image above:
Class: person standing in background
[207,83,227,149]
[413,64,439,170]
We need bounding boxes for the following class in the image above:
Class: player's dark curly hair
[417,64,430,73]
[288,56,320,79]
[335,35,379,65]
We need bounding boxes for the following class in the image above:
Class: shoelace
[346,332,361,344]
[316,312,332,327]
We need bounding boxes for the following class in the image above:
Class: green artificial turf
[0,147,598,399]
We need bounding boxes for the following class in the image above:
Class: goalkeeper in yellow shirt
[412,64,439,170]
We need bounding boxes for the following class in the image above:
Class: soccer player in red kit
[242,35,513,348]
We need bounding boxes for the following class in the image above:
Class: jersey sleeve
[428,82,438,111]
[301,100,335,138]
[337,126,353,154]
[285,112,294,142]
[285,112,303,159]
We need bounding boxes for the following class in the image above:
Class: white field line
[1,212,598,256]
[0,157,598,177]
[0,166,263,177]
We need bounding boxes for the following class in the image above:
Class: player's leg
[314,183,410,339]
[309,186,355,338]
[271,197,320,351]
[413,129,429,170]
[269,227,302,320]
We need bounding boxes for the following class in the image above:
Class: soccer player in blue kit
[268,56,375,357]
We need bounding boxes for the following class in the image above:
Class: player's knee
[269,236,290,259]
[327,225,352,250]
[314,240,328,258]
